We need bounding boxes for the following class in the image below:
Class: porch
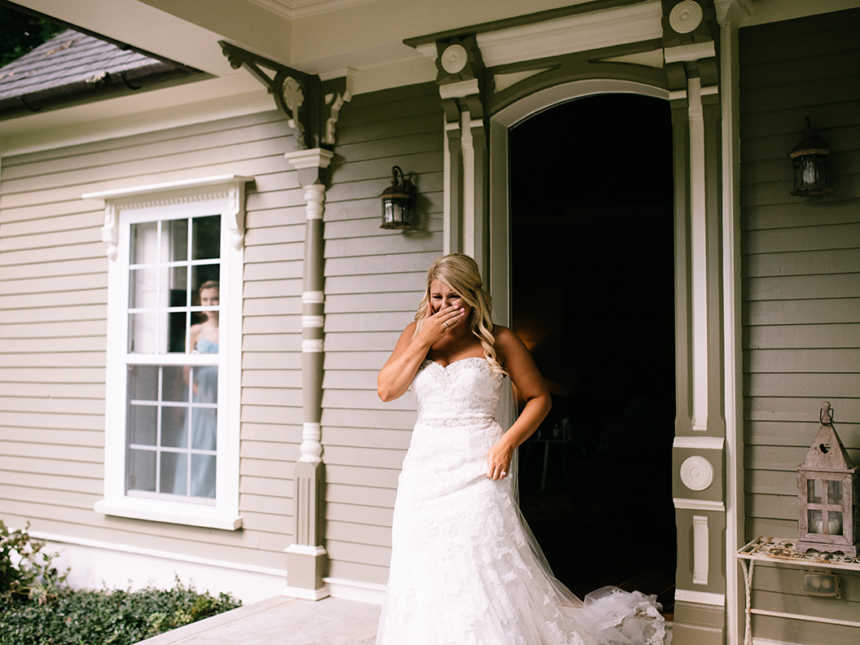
[135,595,380,645]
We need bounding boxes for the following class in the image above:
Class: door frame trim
[488,77,742,639]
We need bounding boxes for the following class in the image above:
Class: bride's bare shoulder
[492,324,514,343]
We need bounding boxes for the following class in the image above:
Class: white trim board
[25,530,285,604]
[675,589,726,606]
[414,1,663,67]
[21,529,386,605]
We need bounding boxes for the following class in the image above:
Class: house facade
[1,1,858,644]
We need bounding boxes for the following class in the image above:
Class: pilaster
[283,148,332,600]
[663,2,728,642]
[716,2,749,642]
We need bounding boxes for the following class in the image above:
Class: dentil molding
[82,174,253,259]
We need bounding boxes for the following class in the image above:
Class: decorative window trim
[84,175,252,531]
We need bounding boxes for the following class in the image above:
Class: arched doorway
[508,93,675,609]
[488,81,677,612]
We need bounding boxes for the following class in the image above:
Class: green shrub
[0,520,69,605]
[0,520,241,645]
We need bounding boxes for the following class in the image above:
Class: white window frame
[84,175,251,530]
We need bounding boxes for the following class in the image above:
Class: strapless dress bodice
[412,357,505,427]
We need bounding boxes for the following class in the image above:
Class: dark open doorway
[509,93,676,612]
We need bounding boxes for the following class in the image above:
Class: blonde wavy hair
[413,253,506,377]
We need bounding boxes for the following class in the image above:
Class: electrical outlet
[802,571,841,598]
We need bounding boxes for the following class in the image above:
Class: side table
[737,536,860,645]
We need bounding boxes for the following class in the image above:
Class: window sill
[94,498,242,531]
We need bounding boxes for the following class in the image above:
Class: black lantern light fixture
[380,165,417,230]
[790,117,832,197]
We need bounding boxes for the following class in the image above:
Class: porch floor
[134,595,381,645]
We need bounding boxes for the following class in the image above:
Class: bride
[375,253,668,645]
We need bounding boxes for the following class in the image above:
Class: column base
[284,544,330,600]
[672,599,726,644]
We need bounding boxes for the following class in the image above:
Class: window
[85,176,251,530]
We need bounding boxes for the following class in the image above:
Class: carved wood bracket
[219,41,351,150]
[435,34,490,125]
[661,0,719,91]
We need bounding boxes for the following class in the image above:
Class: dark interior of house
[509,93,677,612]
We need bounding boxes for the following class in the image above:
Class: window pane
[161,406,188,448]
[192,266,220,298]
[128,312,162,353]
[167,312,189,353]
[191,454,216,498]
[165,219,188,262]
[191,365,217,451]
[160,452,187,495]
[828,480,843,505]
[128,365,157,400]
[127,405,156,446]
[127,449,156,492]
[162,366,189,402]
[130,221,158,265]
[807,479,824,504]
[827,511,843,535]
[169,266,188,308]
[129,267,159,309]
[191,408,217,451]
[192,366,218,404]
[192,215,220,260]
[808,509,823,534]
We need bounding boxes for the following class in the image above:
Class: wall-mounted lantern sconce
[380,165,417,230]
[790,117,832,197]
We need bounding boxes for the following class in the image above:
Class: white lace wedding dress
[375,356,669,645]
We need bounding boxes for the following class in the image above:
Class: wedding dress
[375,356,668,645]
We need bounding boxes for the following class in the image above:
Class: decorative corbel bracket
[661,1,719,93]
[434,34,490,125]
[219,41,351,150]
[102,203,119,261]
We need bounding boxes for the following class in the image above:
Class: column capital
[714,0,751,24]
[284,148,333,187]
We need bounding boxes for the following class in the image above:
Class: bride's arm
[494,326,552,450]
[377,322,430,402]
[377,305,465,401]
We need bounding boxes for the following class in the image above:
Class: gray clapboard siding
[740,9,860,642]
[748,420,860,449]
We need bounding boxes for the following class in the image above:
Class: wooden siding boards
[740,9,860,644]
[322,82,442,585]
[0,81,441,589]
